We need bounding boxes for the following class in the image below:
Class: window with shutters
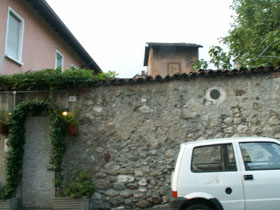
[167,62,181,76]
[5,7,24,65]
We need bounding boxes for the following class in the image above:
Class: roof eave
[143,46,149,66]
[25,0,102,73]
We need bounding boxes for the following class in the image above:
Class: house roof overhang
[143,42,203,66]
[24,0,102,73]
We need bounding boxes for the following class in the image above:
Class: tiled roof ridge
[93,66,280,87]
[146,42,203,48]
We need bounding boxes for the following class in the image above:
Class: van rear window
[191,144,237,172]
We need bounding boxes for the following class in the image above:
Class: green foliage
[223,0,280,67]
[0,110,8,125]
[192,47,232,70]
[63,170,95,199]
[194,0,280,70]
[0,99,66,199]
[208,46,232,69]
[93,71,118,81]
[63,110,79,126]
[192,59,208,70]
[0,68,118,91]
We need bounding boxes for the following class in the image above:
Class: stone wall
[1,71,280,209]
[64,71,280,209]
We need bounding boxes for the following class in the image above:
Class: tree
[192,46,232,70]
[193,0,280,70]
[208,46,232,69]
[223,0,280,67]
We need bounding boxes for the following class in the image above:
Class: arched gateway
[2,99,66,210]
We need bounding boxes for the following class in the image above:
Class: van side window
[240,142,280,170]
[191,144,237,172]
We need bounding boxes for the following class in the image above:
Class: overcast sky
[46,0,234,78]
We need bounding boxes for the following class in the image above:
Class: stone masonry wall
[1,71,280,209]
[63,72,280,209]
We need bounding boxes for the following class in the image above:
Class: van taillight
[172,191,178,198]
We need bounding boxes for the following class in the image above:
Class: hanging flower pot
[63,110,79,136]
[0,124,8,135]
[68,124,78,136]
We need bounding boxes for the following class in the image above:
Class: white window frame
[5,7,24,65]
[71,64,77,69]
[55,50,64,71]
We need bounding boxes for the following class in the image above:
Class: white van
[169,137,280,210]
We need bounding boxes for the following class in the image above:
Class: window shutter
[7,13,20,60]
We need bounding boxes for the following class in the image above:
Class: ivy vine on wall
[0,99,66,199]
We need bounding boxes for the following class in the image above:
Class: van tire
[185,203,212,210]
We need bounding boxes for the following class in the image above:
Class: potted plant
[63,110,79,135]
[52,170,95,210]
[0,110,8,135]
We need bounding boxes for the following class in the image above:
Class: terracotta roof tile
[89,66,280,87]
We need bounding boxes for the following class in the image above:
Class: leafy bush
[93,71,118,80]
[0,68,117,91]
[64,170,95,199]
[0,110,8,125]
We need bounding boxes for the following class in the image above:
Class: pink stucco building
[0,0,101,75]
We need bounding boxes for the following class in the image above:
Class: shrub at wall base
[52,170,95,210]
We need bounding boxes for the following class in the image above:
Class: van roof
[181,136,278,147]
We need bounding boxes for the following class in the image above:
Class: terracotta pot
[0,124,8,135]
[79,88,90,93]
[68,124,78,135]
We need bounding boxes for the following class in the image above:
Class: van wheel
[185,203,212,210]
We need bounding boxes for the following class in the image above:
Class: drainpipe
[13,91,16,107]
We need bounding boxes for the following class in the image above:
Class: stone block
[117,175,135,183]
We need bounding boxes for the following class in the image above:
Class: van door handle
[244,175,254,180]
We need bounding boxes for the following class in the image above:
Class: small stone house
[143,42,202,78]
